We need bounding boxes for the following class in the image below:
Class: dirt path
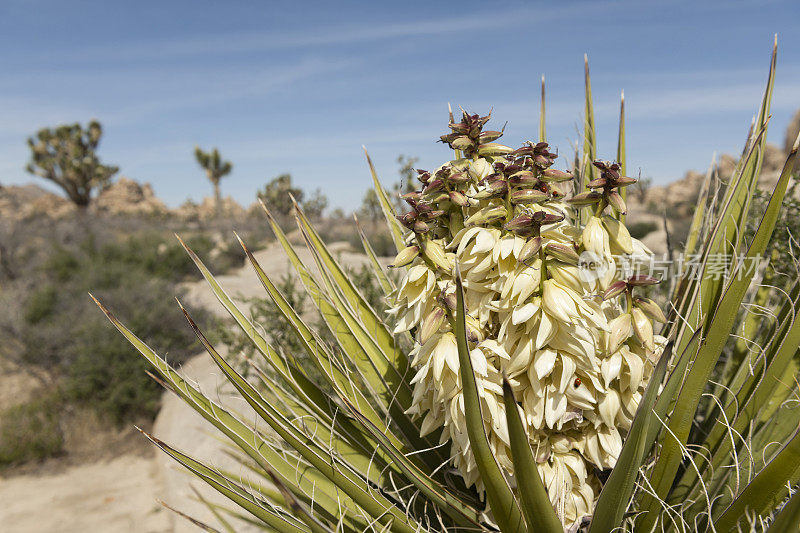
[0,239,388,532]
[0,455,170,532]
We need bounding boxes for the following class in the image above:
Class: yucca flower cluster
[389,111,666,528]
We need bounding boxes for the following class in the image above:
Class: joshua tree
[25,120,119,208]
[194,147,232,214]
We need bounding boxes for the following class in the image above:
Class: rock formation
[94,177,167,216]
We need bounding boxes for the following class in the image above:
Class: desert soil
[0,240,388,532]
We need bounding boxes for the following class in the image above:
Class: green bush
[216,265,389,385]
[0,395,64,467]
[65,282,201,423]
[628,220,658,239]
[216,271,309,361]
[12,233,210,424]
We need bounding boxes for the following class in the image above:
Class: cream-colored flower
[390,123,663,531]
[581,215,610,258]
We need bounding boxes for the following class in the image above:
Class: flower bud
[471,188,506,200]
[450,136,474,151]
[417,209,446,221]
[602,215,633,254]
[504,214,535,233]
[423,179,445,194]
[390,245,419,268]
[507,170,537,186]
[518,236,542,262]
[477,143,513,156]
[424,192,450,203]
[602,280,628,300]
[587,177,608,188]
[478,131,503,143]
[634,297,667,323]
[568,191,603,206]
[422,239,454,272]
[439,291,457,311]
[420,307,446,344]
[534,153,556,168]
[607,191,627,214]
[445,171,469,184]
[401,191,422,204]
[449,121,467,135]
[511,189,549,205]
[465,206,506,226]
[541,169,574,182]
[413,220,430,233]
[608,313,633,354]
[396,211,416,229]
[448,191,470,207]
[532,211,565,225]
[510,145,535,157]
[631,307,655,351]
[593,160,620,178]
[615,176,637,186]
[545,242,580,265]
[627,274,659,286]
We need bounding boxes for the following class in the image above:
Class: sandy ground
[0,239,388,532]
[0,455,171,532]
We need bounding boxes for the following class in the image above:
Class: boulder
[94,177,167,216]
[0,184,72,221]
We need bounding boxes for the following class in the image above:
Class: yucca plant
[94,38,800,532]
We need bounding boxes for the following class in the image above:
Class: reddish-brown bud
[423,179,445,194]
[568,191,603,205]
[602,280,628,300]
[545,242,580,264]
[511,189,549,205]
[541,169,574,182]
[627,274,660,286]
[478,130,503,143]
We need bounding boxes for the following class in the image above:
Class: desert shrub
[216,271,309,361]
[628,220,658,239]
[747,177,800,278]
[65,281,200,422]
[7,232,209,424]
[346,226,396,257]
[345,263,389,313]
[216,265,389,384]
[0,394,64,467]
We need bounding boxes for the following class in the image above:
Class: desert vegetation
[3,14,800,531]
[0,132,416,472]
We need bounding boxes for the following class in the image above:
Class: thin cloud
[17,0,630,64]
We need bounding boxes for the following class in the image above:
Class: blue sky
[1,0,799,210]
